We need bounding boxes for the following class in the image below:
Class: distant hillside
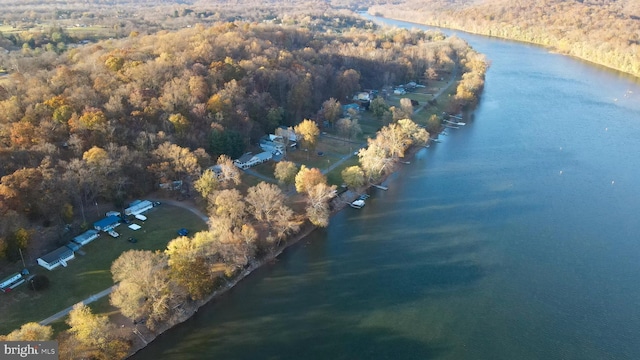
[369,0,640,78]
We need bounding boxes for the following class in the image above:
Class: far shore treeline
[0,8,487,359]
[368,0,640,79]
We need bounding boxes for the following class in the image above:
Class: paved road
[39,286,114,325]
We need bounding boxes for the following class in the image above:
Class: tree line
[369,0,640,78]
[0,14,478,264]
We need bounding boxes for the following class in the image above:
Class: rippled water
[133,17,640,360]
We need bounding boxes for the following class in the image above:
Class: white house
[73,229,100,246]
[259,135,285,154]
[37,246,75,271]
[233,152,273,169]
[276,126,299,142]
[124,200,153,216]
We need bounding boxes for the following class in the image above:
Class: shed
[73,229,100,246]
[37,246,75,271]
[93,216,121,232]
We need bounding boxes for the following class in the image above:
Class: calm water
[133,17,640,360]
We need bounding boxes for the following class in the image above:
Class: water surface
[133,16,640,360]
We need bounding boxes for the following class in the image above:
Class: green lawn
[0,204,207,334]
[326,156,360,186]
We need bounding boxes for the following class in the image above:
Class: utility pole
[18,248,26,269]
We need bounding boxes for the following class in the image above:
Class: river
[132,16,640,360]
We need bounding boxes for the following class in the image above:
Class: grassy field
[0,204,207,334]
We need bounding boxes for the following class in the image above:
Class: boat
[373,184,388,191]
[358,194,370,200]
[350,199,365,209]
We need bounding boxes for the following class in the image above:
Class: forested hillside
[368,0,640,78]
[0,14,473,267]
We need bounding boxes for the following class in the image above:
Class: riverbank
[124,200,347,356]
[124,47,471,358]
[124,137,434,357]
[363,9,640,80]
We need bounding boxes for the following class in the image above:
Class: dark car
[127,237,138,243]
[177,228,189,236]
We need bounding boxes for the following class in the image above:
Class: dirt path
[149,198,209,223]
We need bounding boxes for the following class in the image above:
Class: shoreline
[124,141,430,358]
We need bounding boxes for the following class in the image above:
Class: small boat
[358,194,370,200]
[373,184,388,191]
[350,199,365,209]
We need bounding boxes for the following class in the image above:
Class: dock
[443,119,466,126]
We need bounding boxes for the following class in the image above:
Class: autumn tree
[274,161,298,188]
[149,142,202,183]
[337,69,361,101]
[209,189,246,226]
[168,113,190,136]
[319,98,342,127]
[194,169,220,199]
[215,155,241,186]
[370,97,389,122]
[245,182,285,224]
[336,117,362,144]
[294,166,326,194]
[358,119,428,181]
[305,182,336,227]
[294,119,320,157]
[166,236,215,300]
[341,166,366,189]
[1,322,52,341]
[66,303,130,360]
[245,182,299,245]
[110,250,185,330]
[427,114,441,133]
[358,137,394,181]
